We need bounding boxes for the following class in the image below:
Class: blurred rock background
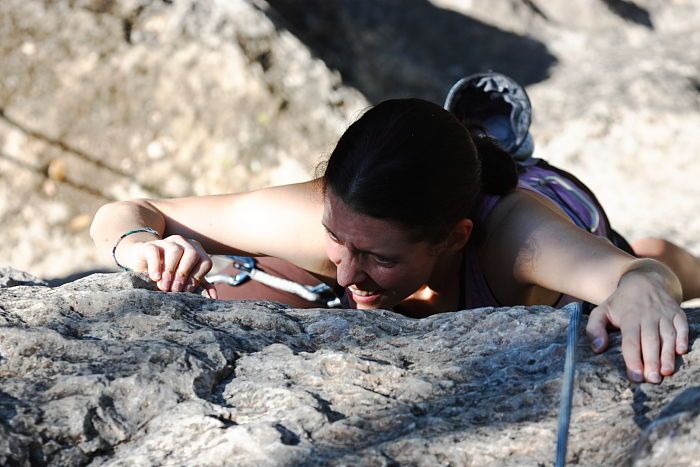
[0,0,698,288]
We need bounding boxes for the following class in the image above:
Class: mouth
[347,285,383,305]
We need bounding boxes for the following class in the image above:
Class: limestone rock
[0,0,367,279]
[0,270,698,465]
[0,0,698,283]
[0,267,47,288]
[264,0,700,258]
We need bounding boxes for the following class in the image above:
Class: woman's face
[322,191,442,310]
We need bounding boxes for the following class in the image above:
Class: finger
[620,325,644,383]
[185,240,213,292]
[640,321,661,383]
[585,306,610,353]
[186,258,213,293]
[673,312,689,354]
[659,319,677,376]
[158,242,184,292]
[166,236,205,292]
[172,247,199,292]
[144,243,162,282]
[201,278,218,299]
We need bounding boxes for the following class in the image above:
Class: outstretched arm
[486,189,688,384]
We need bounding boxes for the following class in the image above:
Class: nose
[334,250,367,288]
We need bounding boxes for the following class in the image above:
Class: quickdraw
[206,256,341,308]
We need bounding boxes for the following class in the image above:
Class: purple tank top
[462,160,611,309]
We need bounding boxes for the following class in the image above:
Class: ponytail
[467,126,518,195]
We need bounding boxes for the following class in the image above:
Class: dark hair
[322,98,517,243]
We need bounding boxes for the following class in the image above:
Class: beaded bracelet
[112,227,162,271]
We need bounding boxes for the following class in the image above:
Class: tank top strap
[470,192,501,225]
[461,192,505,309]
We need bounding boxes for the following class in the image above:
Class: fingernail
[592,338,604,351]
[630,371,644,383]
[678,344,688,353]
[161,271,172,286]
[153,271,162,281]
[172,280,184,292]
[647,372,661,384]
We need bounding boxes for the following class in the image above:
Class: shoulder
[478,188,575,246]
[476,187,635,305]
[475,189,575,305]
[485,188,572,232]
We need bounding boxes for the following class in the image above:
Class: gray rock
[263,0,700,257]
[0,0,367,279]
[0,267,48,288]
[1,0,699,282]
[0,271,698,465]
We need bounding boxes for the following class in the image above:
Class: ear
[436,218,474,254]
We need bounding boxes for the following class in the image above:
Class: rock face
[265,0,700,263]
[1,268,698,466]
[0,267,47,288]
[0,0,367,278]
[0,0,698,282]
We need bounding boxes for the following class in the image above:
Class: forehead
[322,192,415,251]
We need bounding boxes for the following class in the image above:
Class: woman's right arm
[90,179,332,295]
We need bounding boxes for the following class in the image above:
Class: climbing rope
[555,301,583,467]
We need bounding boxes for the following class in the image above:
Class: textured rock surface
[0,267,47,288]
[266,0,700,261]
[0,0,367,278]
[0,0,698,283]
[1,268,698,466]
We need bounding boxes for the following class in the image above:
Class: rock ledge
[0,268,698,466]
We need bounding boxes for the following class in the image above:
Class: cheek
[369,265,424,291]
[384,258,436,290]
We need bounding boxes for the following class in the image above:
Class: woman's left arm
[490,190,688,384]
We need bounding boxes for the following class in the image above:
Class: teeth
[349,286,377,296]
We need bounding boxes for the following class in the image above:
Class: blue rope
[555,301,583,467]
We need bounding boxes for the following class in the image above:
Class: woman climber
[91,73,699,385]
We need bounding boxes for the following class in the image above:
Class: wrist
[112,227,162,271]
[619,258,683,303]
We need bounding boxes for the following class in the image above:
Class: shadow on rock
[656,386,700,419]
[263,0,557,103]
[46,268,115,287]
[631,386,700,464]
[601,0,654,29]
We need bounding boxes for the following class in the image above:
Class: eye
[373,255,397,268]
[325,229,340,243]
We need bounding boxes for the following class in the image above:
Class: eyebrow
[321,223,399,260]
